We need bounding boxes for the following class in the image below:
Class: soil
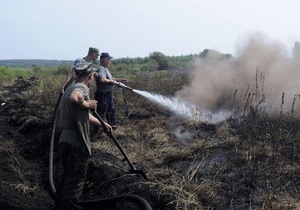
[0,77,157,210]
[1,76,299,210]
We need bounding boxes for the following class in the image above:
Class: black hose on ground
[49,93,62,195]
[49,94,152,210]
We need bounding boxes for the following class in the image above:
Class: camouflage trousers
[55,142,89,210]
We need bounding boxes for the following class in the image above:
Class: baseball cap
[100,52,113,59]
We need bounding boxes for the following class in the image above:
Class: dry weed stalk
[280,92,285,116]
[291,94,300,114]
[11,183,37,195]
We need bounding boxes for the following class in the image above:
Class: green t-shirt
[59,82,92,155]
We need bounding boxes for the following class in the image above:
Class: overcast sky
[1,0,300,60]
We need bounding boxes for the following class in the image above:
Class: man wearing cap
[55,61,112,210]
[61,47,100,93]
[94,52,127,131]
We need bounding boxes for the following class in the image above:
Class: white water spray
[133,89,232,124]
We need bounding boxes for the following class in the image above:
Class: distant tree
[149,51,170,70]
[56,62,71,75]
[141,60,159,71]
[199,49,210,57]
[32,64,42,73]
[168,54,196,69]
[199,49,232,59]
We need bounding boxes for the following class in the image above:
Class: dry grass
[15,68,299,209]
[10,183,37,195]
[125,70,299,209]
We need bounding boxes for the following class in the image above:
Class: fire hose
[49,83,152,209]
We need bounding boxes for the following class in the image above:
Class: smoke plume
[176,33,300,115]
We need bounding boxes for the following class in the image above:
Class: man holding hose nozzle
[94,52,127,132]
[55,61,112,210]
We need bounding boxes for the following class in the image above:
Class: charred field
[0,70,300,210]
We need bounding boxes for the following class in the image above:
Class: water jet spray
[132,89,232,124]
[115,82,232,123]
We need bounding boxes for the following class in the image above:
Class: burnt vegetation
[0,52,299,210]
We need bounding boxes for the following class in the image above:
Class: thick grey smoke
[176,34,300,115]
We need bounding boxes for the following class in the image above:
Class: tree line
[110,50,231,72]
[0,59,73,67]
[0,49,232,72]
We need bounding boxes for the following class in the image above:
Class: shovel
[92,110,147,180]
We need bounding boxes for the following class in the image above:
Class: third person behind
[61,47,100,93]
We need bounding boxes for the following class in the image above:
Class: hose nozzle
[116,82,133,91]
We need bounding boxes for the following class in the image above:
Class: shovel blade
[130,169,147,180]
